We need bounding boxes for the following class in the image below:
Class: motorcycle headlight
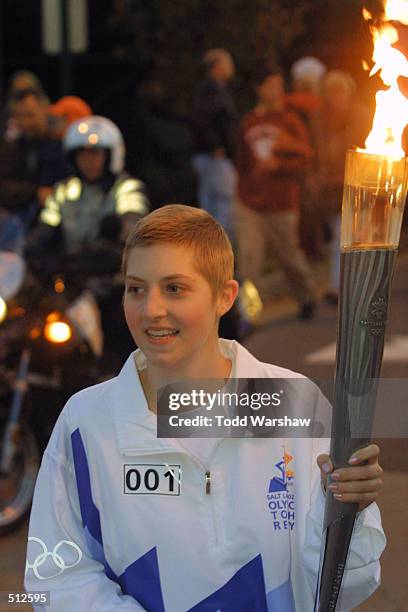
[44,312,72,344]
[0,297,7,323]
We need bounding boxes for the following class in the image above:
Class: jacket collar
[109,339,263,455]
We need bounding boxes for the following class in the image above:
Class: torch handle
[317,248,397,612]
[317,510,356,612]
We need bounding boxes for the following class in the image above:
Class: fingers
[331,462,383,482]
[316,453,333,474]
[328,477,383,500]
[316,445,383,510]
[331,491,381,505]
[348,443,380,466]
[317,454,334,491]
[325,444,383,511]
[317,444,380,467]
[331,443,383,483]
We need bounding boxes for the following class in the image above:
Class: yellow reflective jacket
[41,174,148,253]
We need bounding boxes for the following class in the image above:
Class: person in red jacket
[235,65,317,320]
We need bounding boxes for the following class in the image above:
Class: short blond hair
[122,204,234,297]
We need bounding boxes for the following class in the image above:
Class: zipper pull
[205,471,211,495]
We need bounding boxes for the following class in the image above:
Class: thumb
[316,453,334,490]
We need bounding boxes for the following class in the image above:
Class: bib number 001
[123,464,181,495]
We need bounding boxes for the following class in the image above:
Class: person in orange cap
[48,96,93,138]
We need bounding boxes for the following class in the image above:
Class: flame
[363,0,408,157]
[384,0,408,23]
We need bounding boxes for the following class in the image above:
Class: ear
[216,280,240,317]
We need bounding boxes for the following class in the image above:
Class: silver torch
[315,150,408,611]
[315,2,408,610]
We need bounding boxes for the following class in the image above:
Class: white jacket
[25,339,385,611]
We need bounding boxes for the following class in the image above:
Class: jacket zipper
[205,470,211,494]
[124,446,219,542]
[204,469,219,545]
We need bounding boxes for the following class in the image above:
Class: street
[1,255,407,611]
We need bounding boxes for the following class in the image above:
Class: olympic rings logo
[25,537,82,580]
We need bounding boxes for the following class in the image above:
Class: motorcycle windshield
[0,212,25,300]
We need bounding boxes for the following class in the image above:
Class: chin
[140,343,179,362]
[148,354,183,371]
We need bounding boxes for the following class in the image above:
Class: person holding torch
[25,205,385,611]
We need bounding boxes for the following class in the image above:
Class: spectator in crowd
[287,56,327,260]
[316,70,372,305]
[5,70,49,105]
[288,57,326,120]
[48,96,93,138]
[2,73,91,141]
[1,70,50,142]
[191,48,238,238]
[235,65,317,320]
[0,88,68,229]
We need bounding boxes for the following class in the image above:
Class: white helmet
[63,115,125,174]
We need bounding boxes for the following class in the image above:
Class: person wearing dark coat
[191,49,238,239]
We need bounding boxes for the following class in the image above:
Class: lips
[144,328,180,345]
[145,328,179,338]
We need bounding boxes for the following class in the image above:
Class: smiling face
[123,243,238,379]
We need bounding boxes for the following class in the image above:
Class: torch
[315,2,408,610]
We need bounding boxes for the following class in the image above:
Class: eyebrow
[125,274,196,283]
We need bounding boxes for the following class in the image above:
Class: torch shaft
[335,249,396,386]
[317,247,397,612]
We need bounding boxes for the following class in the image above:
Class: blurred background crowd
[2,0,402,335]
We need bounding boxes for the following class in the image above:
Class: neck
[139,340,232,414]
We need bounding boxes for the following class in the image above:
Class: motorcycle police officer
[39,115,149,254]
[27,115,149,363]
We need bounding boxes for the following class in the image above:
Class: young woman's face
[123,243,234,373]
[75,148,107,182]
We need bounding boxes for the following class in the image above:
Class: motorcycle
[0,214,120,534]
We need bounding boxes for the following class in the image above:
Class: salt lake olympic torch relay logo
[267,452,295,531]
[25,537,82,580]
[360,296,388,337]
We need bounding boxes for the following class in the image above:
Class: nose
[142,287,168,320]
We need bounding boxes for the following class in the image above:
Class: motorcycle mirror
[0,251,26,300]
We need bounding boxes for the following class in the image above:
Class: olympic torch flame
[316,2,408,610]
[363,0,408,157]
